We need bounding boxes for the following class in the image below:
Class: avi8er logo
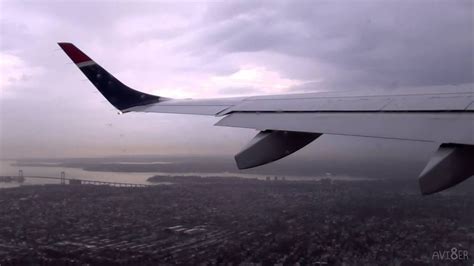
[432,247,469,261]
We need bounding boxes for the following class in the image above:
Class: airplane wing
[58,42,474,195]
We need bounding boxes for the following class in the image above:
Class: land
[9,153,427,179]
[147,174,260,183]
[0,177,473,265]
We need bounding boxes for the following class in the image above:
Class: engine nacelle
[235,130,321,169]
[419,144,474,195]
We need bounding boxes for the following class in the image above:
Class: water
[0,160,154,188]
[0,159,364,189]
[0,160,270,188]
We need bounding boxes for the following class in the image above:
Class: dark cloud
[192,1,473,89]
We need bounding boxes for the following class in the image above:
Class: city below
[0,176,473,265]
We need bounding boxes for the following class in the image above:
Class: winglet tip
[57,42,92,64]
[57,42,73,49]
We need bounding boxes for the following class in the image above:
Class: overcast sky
[0,0,472,174]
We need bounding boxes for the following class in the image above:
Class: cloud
[0,52,45,98]
[0,53,29,90]
[210,66,304,94]
[190,1,474,89]
[217,86,263,96]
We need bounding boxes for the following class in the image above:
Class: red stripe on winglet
[57,42,92,64]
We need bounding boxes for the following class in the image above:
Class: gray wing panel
[125,104,230,115]
[123,98,244,115]
[382,96,473,111]
[467,102,474,110]
[134,105,230,115]
[122,86,473,115]
[248,84,473,99]
[215,112,474,145]
[223,93,473,114]
[223,98,391,112]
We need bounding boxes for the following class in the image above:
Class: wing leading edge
[58,42,474,195]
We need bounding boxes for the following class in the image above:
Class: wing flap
[215,112,474,145]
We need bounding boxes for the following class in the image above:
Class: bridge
[0,170,150,188]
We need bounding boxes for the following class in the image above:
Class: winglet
[58,42,165,111]
[58,42,92,64]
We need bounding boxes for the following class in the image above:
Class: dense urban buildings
[0,178,472,265]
